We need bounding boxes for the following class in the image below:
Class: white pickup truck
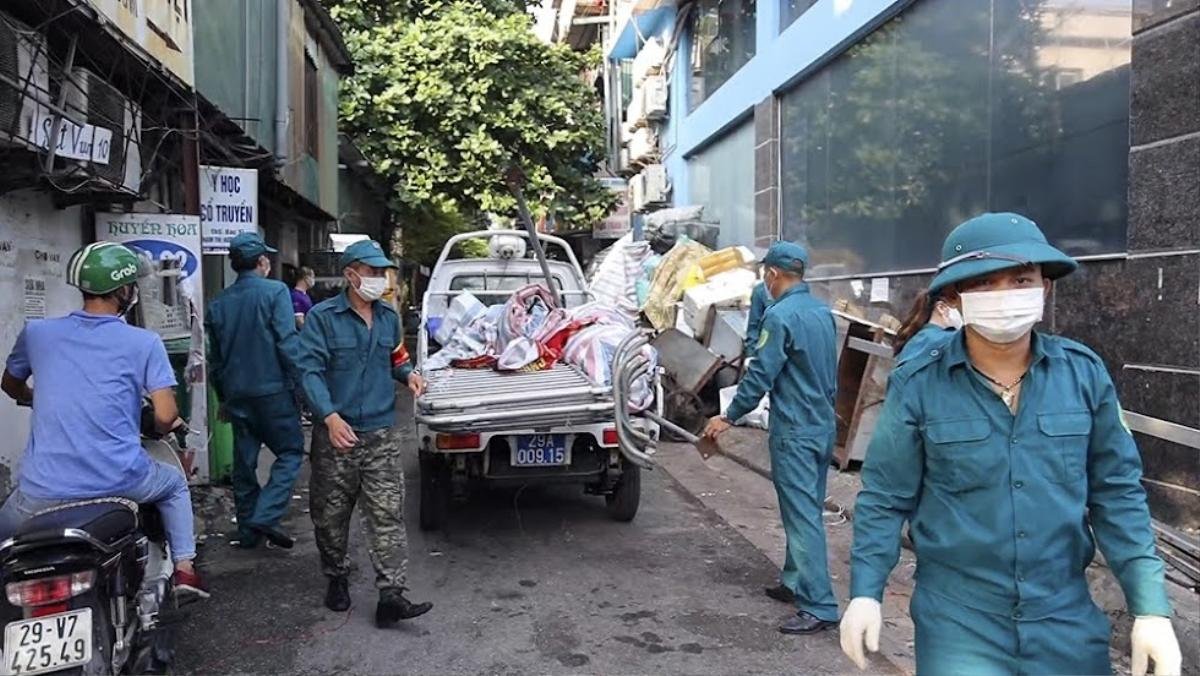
[413,230,659,530]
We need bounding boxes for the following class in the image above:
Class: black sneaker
[375,588,432,627]
[764,584,796,604]
[325,577,351,612]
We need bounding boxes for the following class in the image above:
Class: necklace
[976,369,1027,409]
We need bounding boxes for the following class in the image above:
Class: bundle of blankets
[424,284,657,410]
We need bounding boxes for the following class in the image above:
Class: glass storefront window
[779,0,1131,277]
[780,0,816,31]
[689,0,756,111]
[689,121,755,248]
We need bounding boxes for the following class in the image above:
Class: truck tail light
[436,433,481,450]
[6,571,94,608]
[602,428,618,446]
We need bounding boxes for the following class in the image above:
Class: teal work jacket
[726,283,837,439]
[851,331,1171,620]
[206,272,303,402]
[298,292,412,432]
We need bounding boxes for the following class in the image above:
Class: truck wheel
[419,452,449,531]
[605,465,641,523]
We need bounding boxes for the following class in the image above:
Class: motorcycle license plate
[2,609,92,676]
[512,435,569,467]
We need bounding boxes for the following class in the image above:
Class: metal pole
[505,166,564,307]
[42,36,78,173]
[180,105,201,216]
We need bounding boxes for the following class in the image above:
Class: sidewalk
[661,426,1200,676]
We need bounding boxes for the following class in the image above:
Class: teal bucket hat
[761,241,809,274]
[229,232,276,263]
[339,239,396,270]
[929,212,1077,294]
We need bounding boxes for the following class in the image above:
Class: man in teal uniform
[704,241,840,635]
[299,239,432,628]
[206,232,305,549]
[840,213,1182,675]
[744,281,770,358]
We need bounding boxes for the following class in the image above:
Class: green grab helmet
[66,242,140,295]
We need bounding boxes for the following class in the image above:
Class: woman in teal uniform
[840,213,1182,676]
[892,290,962,364]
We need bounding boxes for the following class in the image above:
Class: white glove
[839,597,882,671]
[1131,616,1181,676]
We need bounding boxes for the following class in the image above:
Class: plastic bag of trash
[719,384,769,430]
[434,291,486,346]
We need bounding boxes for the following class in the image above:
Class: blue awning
[607,6,675,60]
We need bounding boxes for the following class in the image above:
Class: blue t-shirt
[5,311,176,499]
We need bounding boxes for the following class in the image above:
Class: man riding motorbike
[0,242,207,600]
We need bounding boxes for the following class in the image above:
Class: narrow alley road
[176,411,873,675]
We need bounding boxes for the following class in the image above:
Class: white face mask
[352,272,388,302]
[936,303,964,330]
[960,287,1044,344]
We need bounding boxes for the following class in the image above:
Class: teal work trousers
[228,391,305,540]
[912,586,1112,676]
[770,430,839,622]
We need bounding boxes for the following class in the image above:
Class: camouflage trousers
[309,425,408,589]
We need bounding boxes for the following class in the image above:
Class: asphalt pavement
[177,411,868,675]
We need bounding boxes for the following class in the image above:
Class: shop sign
[199,166,258,254]
[96,212,201,342]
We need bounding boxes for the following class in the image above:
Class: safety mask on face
[305,275,316,287]
[353,272,388,302]
[960,288,1044,344]
[936,302,964,330]
[763,271,777,300]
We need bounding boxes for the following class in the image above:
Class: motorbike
[0,407,189,675]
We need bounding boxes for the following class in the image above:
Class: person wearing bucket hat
[703,240,841,635]
[841,214,1181,675]
[0,242,207,599]
[297,238,432,627]
[206,232,306,551]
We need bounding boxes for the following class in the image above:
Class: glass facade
[689,121,756,248]
[779,0,1132,277]
[689,0,757,110]
[780,0,816,31]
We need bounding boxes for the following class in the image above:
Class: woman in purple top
[291,266,315,328]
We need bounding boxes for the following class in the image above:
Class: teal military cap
[339,239,396,270]
[228,232,276,262]
[761,241,809,273]
[929,213,1077,293]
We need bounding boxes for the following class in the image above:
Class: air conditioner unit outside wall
[0,13,50,150]
[642,164,668,206]
[59,67,142,194]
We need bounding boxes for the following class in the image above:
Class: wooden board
[840,351,893,468]
[834,324,890,468]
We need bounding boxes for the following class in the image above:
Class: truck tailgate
[416,363,614,432]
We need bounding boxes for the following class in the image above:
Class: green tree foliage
[329,0,616,260]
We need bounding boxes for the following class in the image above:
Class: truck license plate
[512,435,569,467]
[3,608,92,676]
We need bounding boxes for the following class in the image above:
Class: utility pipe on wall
[275,0,291,166]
